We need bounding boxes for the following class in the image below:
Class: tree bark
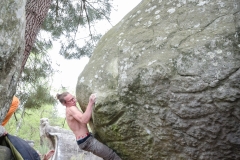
[21,0,53,72]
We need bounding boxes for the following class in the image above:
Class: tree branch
[85,0,113,26]
[83,0,94,44]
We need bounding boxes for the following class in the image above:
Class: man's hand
[43,149,55,160]
[89,93,97,104]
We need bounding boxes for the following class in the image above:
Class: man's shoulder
[66,106,77,110]
[66,106,79,113]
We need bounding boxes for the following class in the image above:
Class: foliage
[42,0,113,59]
[17,37,57,109]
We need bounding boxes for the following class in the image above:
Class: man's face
[64,94,76,107]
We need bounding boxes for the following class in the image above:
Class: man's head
[56,92,76,107]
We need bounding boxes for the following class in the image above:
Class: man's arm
[70,94,96,124]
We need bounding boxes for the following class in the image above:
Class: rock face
[76,0,240,159]
[0,0,25,122]
[40,118,102,160]
[0,146,14,160]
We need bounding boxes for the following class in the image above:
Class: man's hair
[56,92,69,104]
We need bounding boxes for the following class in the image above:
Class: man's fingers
[92,94,97,98]
[91,93,97,102]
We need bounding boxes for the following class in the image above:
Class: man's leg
[78,136,121,160]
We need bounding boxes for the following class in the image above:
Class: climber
[2,96,20,126]
[56,92,121,160]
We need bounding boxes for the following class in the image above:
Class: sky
[50,0,142,93]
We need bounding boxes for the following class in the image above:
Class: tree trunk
[21,0,53,72]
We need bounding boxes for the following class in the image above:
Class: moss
[112,124,119,132]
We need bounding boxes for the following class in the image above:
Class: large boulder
[76,0,240,159]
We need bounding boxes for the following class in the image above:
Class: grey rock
[0,146,14,160]
[76,0,240,159]
[0,0,25,123]
[0,125,6,137]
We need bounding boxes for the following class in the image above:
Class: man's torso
[65,106,89,139]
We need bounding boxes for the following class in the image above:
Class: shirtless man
[56,92,121,160]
